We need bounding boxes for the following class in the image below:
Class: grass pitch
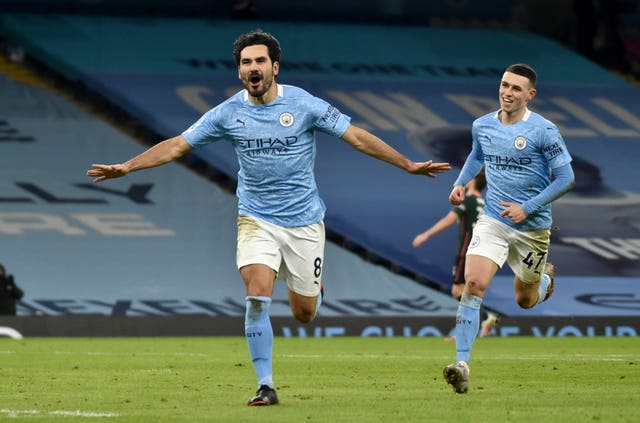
[0,336,637,422]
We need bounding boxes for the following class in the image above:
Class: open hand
[409,160,451,178]
[86,164,127,183]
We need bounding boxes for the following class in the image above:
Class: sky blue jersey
[460,109,572,231]
[182,84,351,227]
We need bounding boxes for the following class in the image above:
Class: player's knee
[289,300,316,323]
[515,293,536,309]
[293,307,315,323]
[289,290,320,323]
[462,276,485,296]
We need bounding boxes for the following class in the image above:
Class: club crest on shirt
[514,136,527,150]
[279,112,294,127]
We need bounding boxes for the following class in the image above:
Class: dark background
[1,0,638,82]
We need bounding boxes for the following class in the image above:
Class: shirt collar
[494,107,531,122]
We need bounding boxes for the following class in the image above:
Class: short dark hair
[233,29,281,66]
[505,63,537,87]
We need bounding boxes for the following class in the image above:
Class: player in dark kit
[412,172,498,339]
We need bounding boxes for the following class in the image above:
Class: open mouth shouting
[249,73,262,89]
[243,70,275,101]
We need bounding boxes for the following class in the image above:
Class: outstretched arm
[412,210,458,248]
[87,135,193,183]
[340,125,451,177]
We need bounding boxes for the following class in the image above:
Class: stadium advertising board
[0,316,637,338]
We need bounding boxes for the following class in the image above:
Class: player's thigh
[280,221,325,298]
[465,215,509,274]
[506,227,551,284]
[236,215,282,293]
[239,263,277,297]
[464,254,500,294]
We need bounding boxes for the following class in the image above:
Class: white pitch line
[0,409,120,418]
[53,351,208,357]
[279,353,639,361]
[3,350,637,362]
[49,410,120,417]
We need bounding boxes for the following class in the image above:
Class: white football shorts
[236,214,325,297]
[467,214,551,284]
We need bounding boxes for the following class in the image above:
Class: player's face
[238,44,279,102]
[499,72,536,116]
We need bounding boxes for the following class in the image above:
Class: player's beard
[244,71,275,99]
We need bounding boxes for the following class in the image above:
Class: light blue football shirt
[182,84,352,227]
[461,109,572,231]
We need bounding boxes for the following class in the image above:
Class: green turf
[0,337,637,422]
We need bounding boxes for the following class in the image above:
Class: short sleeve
[182,107,225,148]
[312,100,351,137]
